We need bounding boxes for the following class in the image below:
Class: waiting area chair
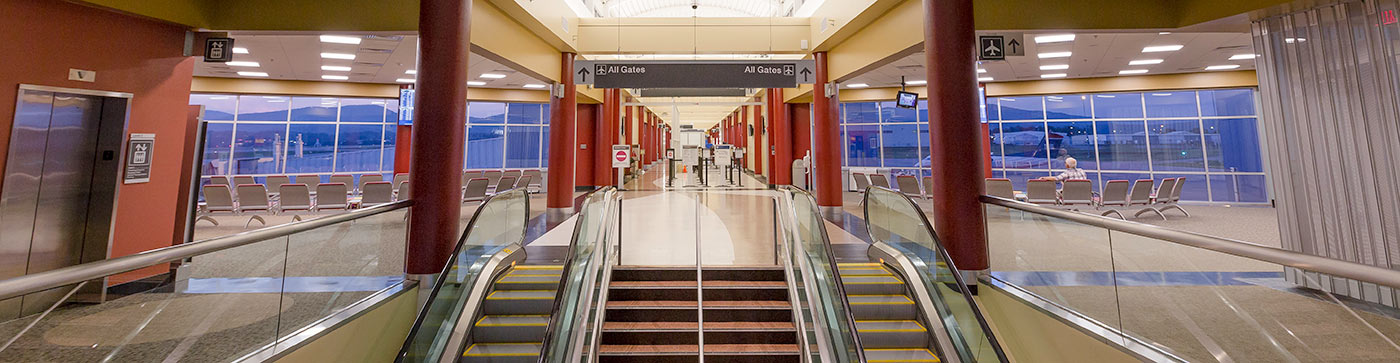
[984,178,1014,200]
[197,184,236,226]
[852,173,871,192]
[869,173,892,189]
[922,176,935,200]
[463,178,490,204]
[278,183,313,221]
[234,184,272,227]
[1025,179,1059,205]
[361,181,394,207]
[1059,179,1094,211]
[895,175,922,198]
[316,183,350,211]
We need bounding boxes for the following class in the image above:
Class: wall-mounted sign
[612,145,631,168]
[398,88,415,126]
[665,149,675,159]
[204,38,235,62]
[124,133,155,184]
[574,60,816,88]
[67,69,96,83]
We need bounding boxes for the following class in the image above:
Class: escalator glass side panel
[863,187,1008,362]
[782,186,864,362]
[540,188,619,363]
[398,189,531,363]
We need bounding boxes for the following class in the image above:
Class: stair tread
[463,343,542,357]
[855,320,926,332]
[704,300,791,308]
[486,290,556,300]
[704,344,800,354]
[705,321,796,331]
[848,295,915,304]
[597,344,700,354]
[477,315,551,327]
[611,280,698,288]
[864,348,940,362]
[603,321,699,331]
[704,281,786,288]
[608,300,699,308]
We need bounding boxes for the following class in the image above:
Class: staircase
[461,264,563,363]
[597,266,800,363]
[838,262,941,362]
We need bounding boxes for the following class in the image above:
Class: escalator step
[477,315,551,327]
[847,295,917,320]
[483,290,556,315]
[855,320,928,348]
[495,274,562,290]
[863,348,940,362]
[838,267,895,277]
[841,276,905,295]
[847,295,915,305]
[462,343,541,362]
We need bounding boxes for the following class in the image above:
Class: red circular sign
[614,151,627,161]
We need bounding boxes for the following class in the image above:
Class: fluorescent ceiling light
[846,83,869,88]
[225,61,260,67]
[232,47,249,54]
[1229,54,1258,60]
[396,78,416,83]
[1039,52,1072,59]
[322,75,349,80]
[1035,34,1075,44]
[523,84,548,89]
[1205,65,1241,70]
[1040,64,1069,70]
[1142,45,1184,52]
[977,77,993,82]
[320,35,362,44]
[1159,31,1172,35]
[237,71,268,77]
[321,65,352,71]
[1129,59,1164,65]
[1041,73,1067,79]
[467,81,486,86]
[905,80,927,85]
[977,68,987,73]
[406,70,417,75]
[1119,69,1149,75]
[1285,38,1306,43]
[480,73,507,79]
[321,52,356,60]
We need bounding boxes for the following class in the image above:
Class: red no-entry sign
[612,145,631,168]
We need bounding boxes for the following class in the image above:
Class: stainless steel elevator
[0,85,129,321]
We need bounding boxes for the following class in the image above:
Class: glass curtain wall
[839,87,1267,203]
[191,94,551,180]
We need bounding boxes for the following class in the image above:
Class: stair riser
[849,303,917,320]
[605,308,699,322]
[472,325,546,343]
[597,355,699,363]
[702,288,787,301]
[704,331,798,345]
[703,355,800,363]
[609,288,697,301]
[702,269,785,282]
[612,268,697,281]
[702,309,792,322]
[601,331,698,345]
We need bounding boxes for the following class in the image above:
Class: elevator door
[0,89,123,320]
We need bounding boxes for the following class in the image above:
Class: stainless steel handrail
[981,195,1400,288]
[0,200,413,301]
[538,187,618,363]
[779,185,866,363]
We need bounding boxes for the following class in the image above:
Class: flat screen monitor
[896,91,918,109]
[398,89,415,126]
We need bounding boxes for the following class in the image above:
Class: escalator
[460,264,561,362]
[838,262,941,362]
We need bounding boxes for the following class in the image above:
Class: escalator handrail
[395,188,531,363]
[862,186,1010,363]
[537,187,618,363]
[778,185,867,363]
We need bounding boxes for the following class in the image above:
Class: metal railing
[777,186,865,362]
[538,187,619,363]
[0,200,413,301]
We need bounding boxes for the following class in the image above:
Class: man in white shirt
[1043,157,1087,181]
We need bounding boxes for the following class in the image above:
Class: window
[1046,121,1095,169]
[231,124,286,174]
[202,123,234,175]
[879,101,917,123]
[194,94,400,178]
[470,102,506,123]
[285,123,336,173]
[999,122,1049,169]
[1203,118,1263,172]
[290,97,339,121]
[191,94,237,121]
[1045,95,1091,119]
[1147,119,1205,172]
[1092,93,1143,119]
[335,124,384,172]
[997,96,1044,120]
[238,95,290,121]
[466,125,505,169]
[1144,91,1198,118]
[881,124,919,167]
[340,98,388,122]
[505,126,542,168]
[507,103,542,124]
[845,103,879,123]
[1199,89,1256,117]
[1095,121,1149,170]
[845,124,880,167]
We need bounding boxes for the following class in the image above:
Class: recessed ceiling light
[977,77,993,82]
[1035,34,1075,44]
[1040,64,1069,70]
[237,71,268,77]
[1229,54,1258,60]
[322,75,349,80]
[523,84,548,89]
[1039,52,1072,59]
[1285,38,1307,43]
[467,81,486,86]
[225,61,260,67]
[1041,73,1067,79]
[1159,31,1172,35]
[977,68,987,73]
[1119,69,1149,75]
[1205,65,1241,71]
[396,78,416,83]
[321,65,352,71]
[846,83,869,88]
[1129,59,1164,65]
[320,35,362,44]
[905,80,927,85]
[1142,45,1184,53]
[321,53,356,60]
[480,73,507,79]
[232,47,249,54]
[406,70,417,75]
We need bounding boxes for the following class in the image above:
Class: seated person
[1041,157,1086,181]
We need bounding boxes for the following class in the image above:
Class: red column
[769,88,792,184]
[812,51,841,209]
[407,0,470,275]
[596,89,620,186]
[925,0,987,270]
[547,53,576,211]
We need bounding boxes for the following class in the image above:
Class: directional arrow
[799,67,812,82]
[577,67,590,82]
[1007,38,1021,54]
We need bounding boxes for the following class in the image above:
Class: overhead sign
[978,36,1005,61]
[124,134,155,184]
[612,145,631,168]
[1002,33,1025,57]
[574,60,816,88]
[204,38,235,62]
[68,69,96,83]
[682,146,700,166]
